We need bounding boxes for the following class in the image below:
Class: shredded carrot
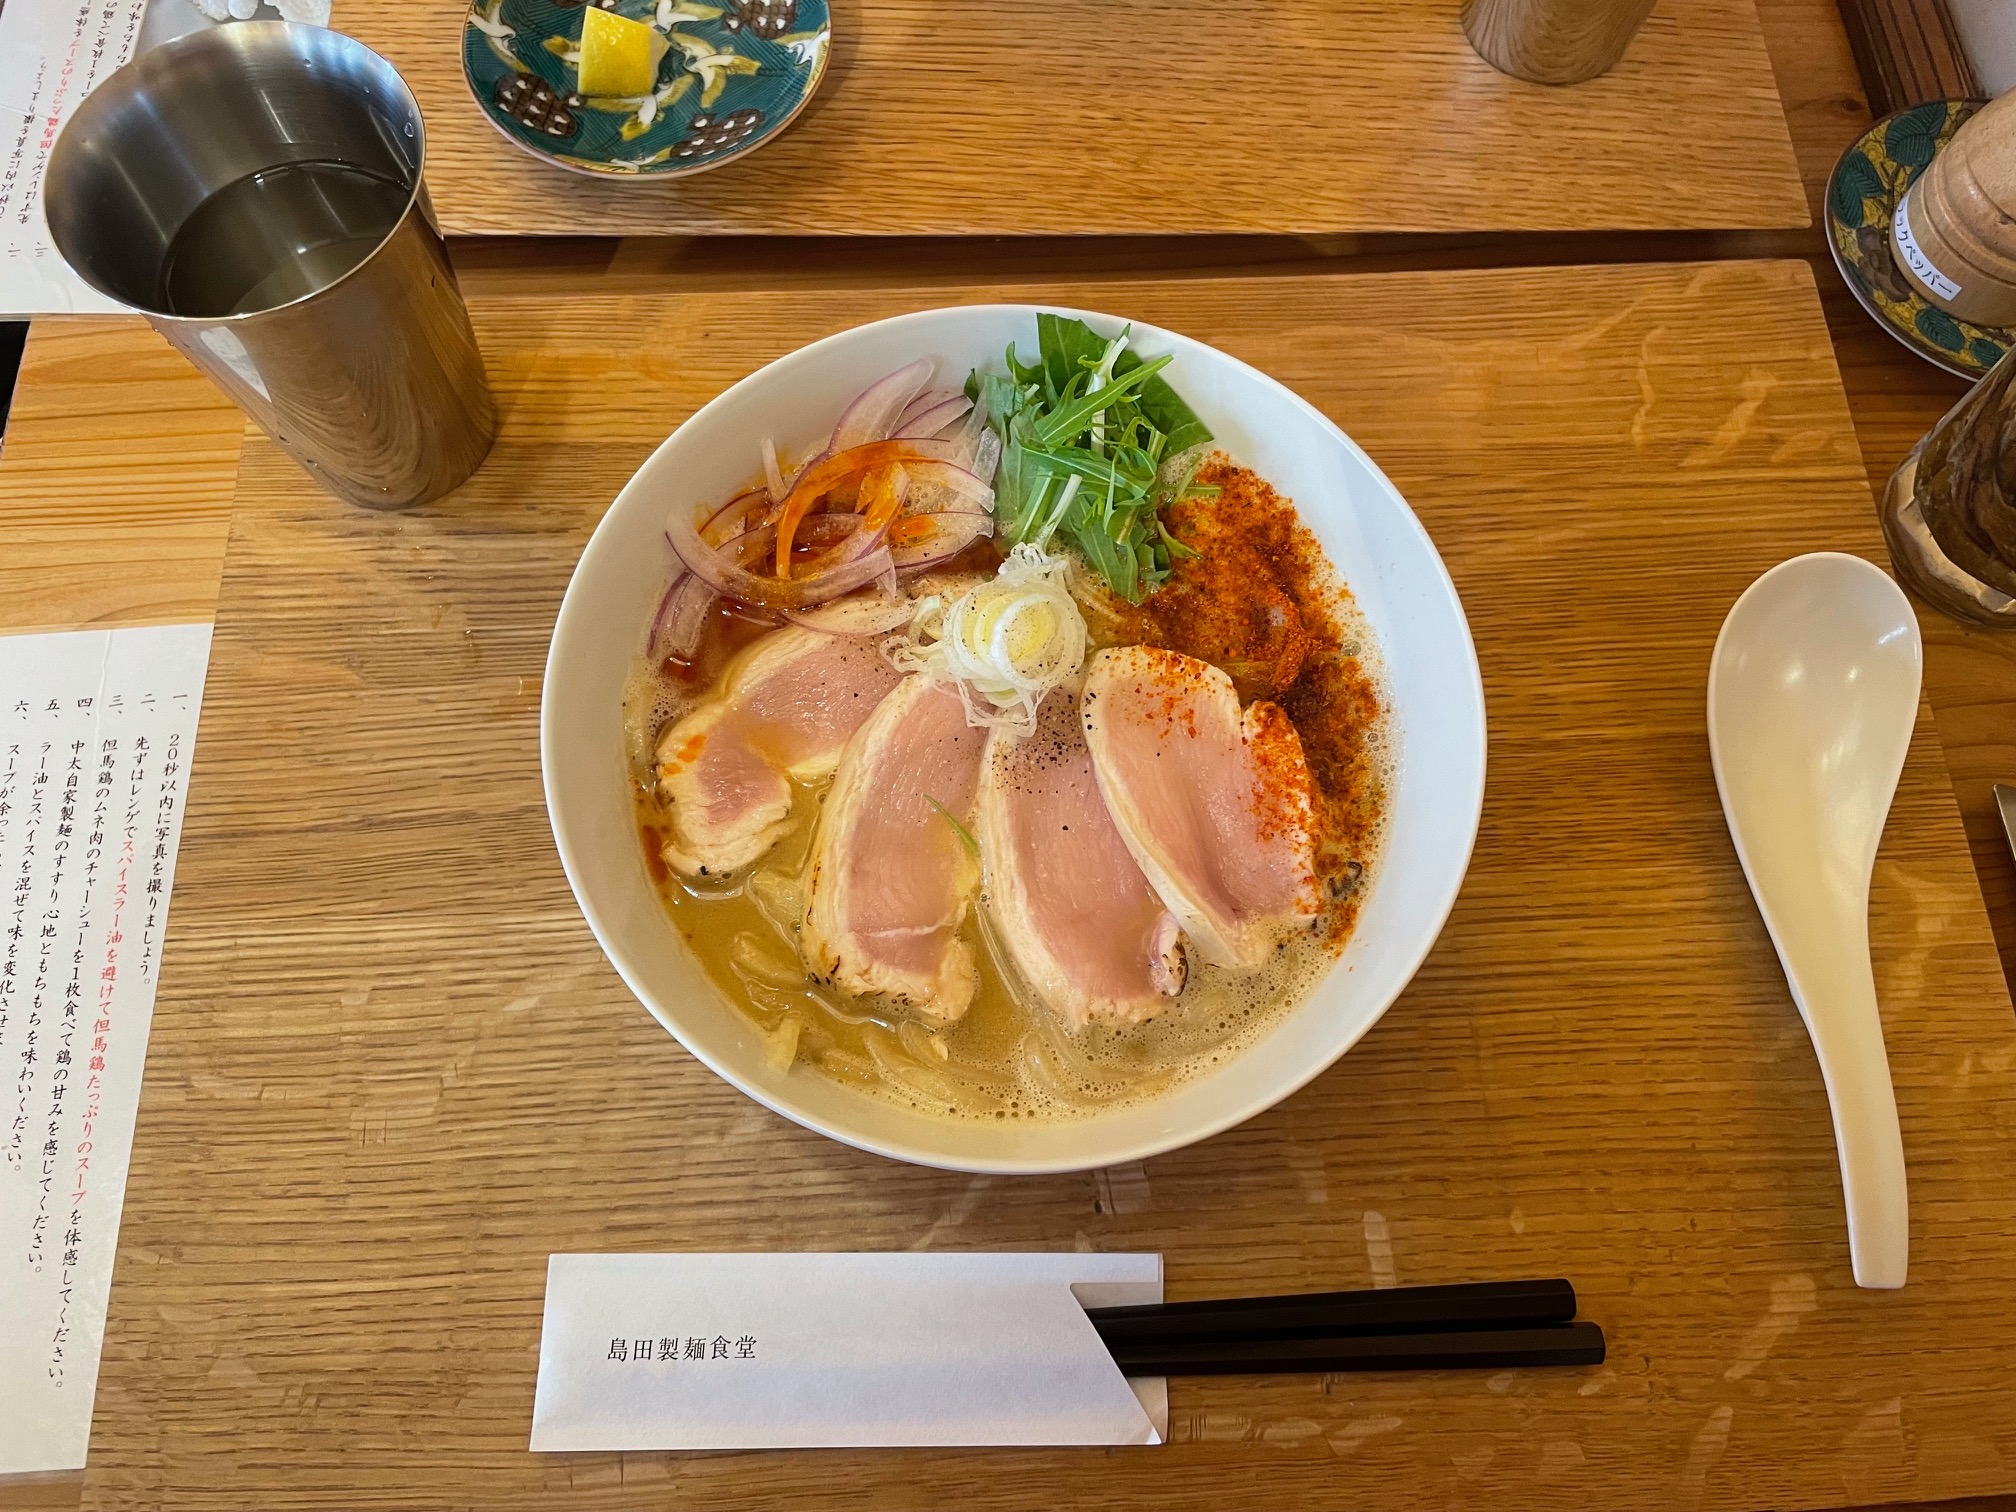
[773,441,930,577]
[861,464,909,536]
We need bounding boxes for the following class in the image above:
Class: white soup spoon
[1707,551,1920,1290]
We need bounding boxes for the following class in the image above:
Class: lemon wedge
[578,7,658,98]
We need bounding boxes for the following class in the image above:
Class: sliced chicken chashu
[801,675,988,1024]
[655,627,903,877]
[1081,645,1320,968]
[977,686,1185,1031]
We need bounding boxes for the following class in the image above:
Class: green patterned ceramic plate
[463,0,830,178]
[1826,98,2011,380]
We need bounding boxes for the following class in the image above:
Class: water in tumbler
[46,23,496,506]
[156,160,410,319]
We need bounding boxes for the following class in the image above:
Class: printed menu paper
[0,0,149,315]
[0,623,211,1473]
[531,1252,1167,1450]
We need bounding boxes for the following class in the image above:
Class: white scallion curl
[884,544,1088,734]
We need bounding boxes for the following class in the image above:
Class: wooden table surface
[332,0,1809,236]
[3,0,2015,1508]
[69,260,2016,1512]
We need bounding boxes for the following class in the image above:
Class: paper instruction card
[0,623,211,1473]
[0,0,149,315]
[531,1252,1167,1451]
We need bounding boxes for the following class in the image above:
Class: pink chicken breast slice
[655,626,904,877]
[801,675,989,1024]
[1081,645,1320,969]
[977,685,1186,1031]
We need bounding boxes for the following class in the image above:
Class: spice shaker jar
[1891,90,2016,329]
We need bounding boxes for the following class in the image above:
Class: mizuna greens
[968,315,1217,603]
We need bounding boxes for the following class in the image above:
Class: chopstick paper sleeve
[529,1253,1165,1450]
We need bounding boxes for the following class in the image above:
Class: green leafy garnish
[968,316,1214,604]
[926,795,981,858]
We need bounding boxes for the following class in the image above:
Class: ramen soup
[621,325,1389,1120]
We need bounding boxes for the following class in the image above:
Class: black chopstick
[1086,1278,1577,1346]
[1106,1321,1606,1376]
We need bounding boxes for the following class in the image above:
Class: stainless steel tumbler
[44,22,495,510]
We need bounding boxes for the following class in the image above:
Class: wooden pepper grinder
[1462,0,1660,84]
[1883,344,2016,627]
[1891,91,2016,328]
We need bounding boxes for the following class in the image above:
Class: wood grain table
[332,0,1808,236]
[51,259,2016,1512]
[2,0,2014,1508]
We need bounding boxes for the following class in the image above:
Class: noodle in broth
[621,478,1391,1123]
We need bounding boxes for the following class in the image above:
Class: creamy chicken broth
[626,672,1355,1120]
[621,548,1389,1122]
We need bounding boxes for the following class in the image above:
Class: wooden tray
[82,263,2016,1511]
[333,0,1809,236]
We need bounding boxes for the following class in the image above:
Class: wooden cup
[1891,91,2016,329]
[1461,0,1660,84]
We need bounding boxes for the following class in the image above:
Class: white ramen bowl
[542,305,1486,1174]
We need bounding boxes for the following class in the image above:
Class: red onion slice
[791,467,906,579]
[895,394,973,439]
[761,437,788,504]
[786,592,918,635]
[938,403,992,472]
[649,571,717,661]
[678,465,907,606]
[716,519,776,566]
[829,359,933,453]
[894,387,961,431]
[647,565,685,646]
[891,457,995,516]
[667,497,898,610]
[717,508,873,576]
[889,508,994,569]
[701,489,770,547]
[771,440,969,575]
[798,514,865,547]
